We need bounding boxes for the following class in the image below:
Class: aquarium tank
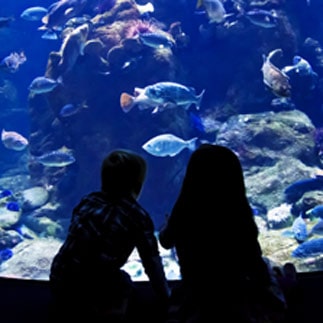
[1,0,323,281]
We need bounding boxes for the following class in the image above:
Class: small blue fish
[41,30,59,40]
[142,133,198,157]
[189,111,222,134]
[284,177,323,203]
[0,190,13,199]
[6,202,20,212]
[0,248,13,261]
[189,112,206,133]
[59,103,87,117]
[310,218,323,235]
[291,215,308,242]
[291,238,323,258]
[306,205,323,219]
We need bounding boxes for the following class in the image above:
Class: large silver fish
[142,133,198,157]
[20,6,48,21]
[28,76,62,94]
[261,48,291,97]
[120,81,205,113]
[32,146,75,167]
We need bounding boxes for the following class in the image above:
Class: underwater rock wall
[26,0,323,245]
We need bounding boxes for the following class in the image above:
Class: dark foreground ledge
[0,272,322,323]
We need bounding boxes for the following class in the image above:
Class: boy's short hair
[101,149,147,197]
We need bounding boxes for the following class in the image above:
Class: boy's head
[101,149,147,199]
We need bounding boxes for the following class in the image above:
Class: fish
[59,102,88,117]
[282,55,316,76]
[0,52,27,73]
[32,146,75,167]
[305,205,323,219]
[41,30,60,40]
[0,16,14,29]
[291,215,308,243]
[281,55,318,90]
[261,48,291,98]
[244,9,279,28]
[196,0,227,24]
[0,248,13,262]
[310,218,323,235]
[6,202,20,212]
[57,23,89,75]
[136,2,155,16]
[0,190,13,200]
[28,76,63,94]
[39,0,88,38]
[120,81,205,113]
[282,55,318,82]
[64,15,92,28]
[284,177,323,203]
[189,111,222,133]
[142,133,198,157]
[270,97,295,110]
[139,32,175,49]
[1,129,29,151]
[291,238,323,258]
[0,203,21,228]
[20,6,48,21]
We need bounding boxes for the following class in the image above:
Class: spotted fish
[261,48,291,97]
[120,81,205,113]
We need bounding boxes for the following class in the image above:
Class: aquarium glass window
[1,0,323,281]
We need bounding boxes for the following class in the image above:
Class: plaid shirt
[50,191,169,299]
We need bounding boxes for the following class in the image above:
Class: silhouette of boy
[49,149,169,322]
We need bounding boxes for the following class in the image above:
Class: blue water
[2,0,323,281]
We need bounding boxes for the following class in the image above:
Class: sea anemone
[124,19,160,39]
